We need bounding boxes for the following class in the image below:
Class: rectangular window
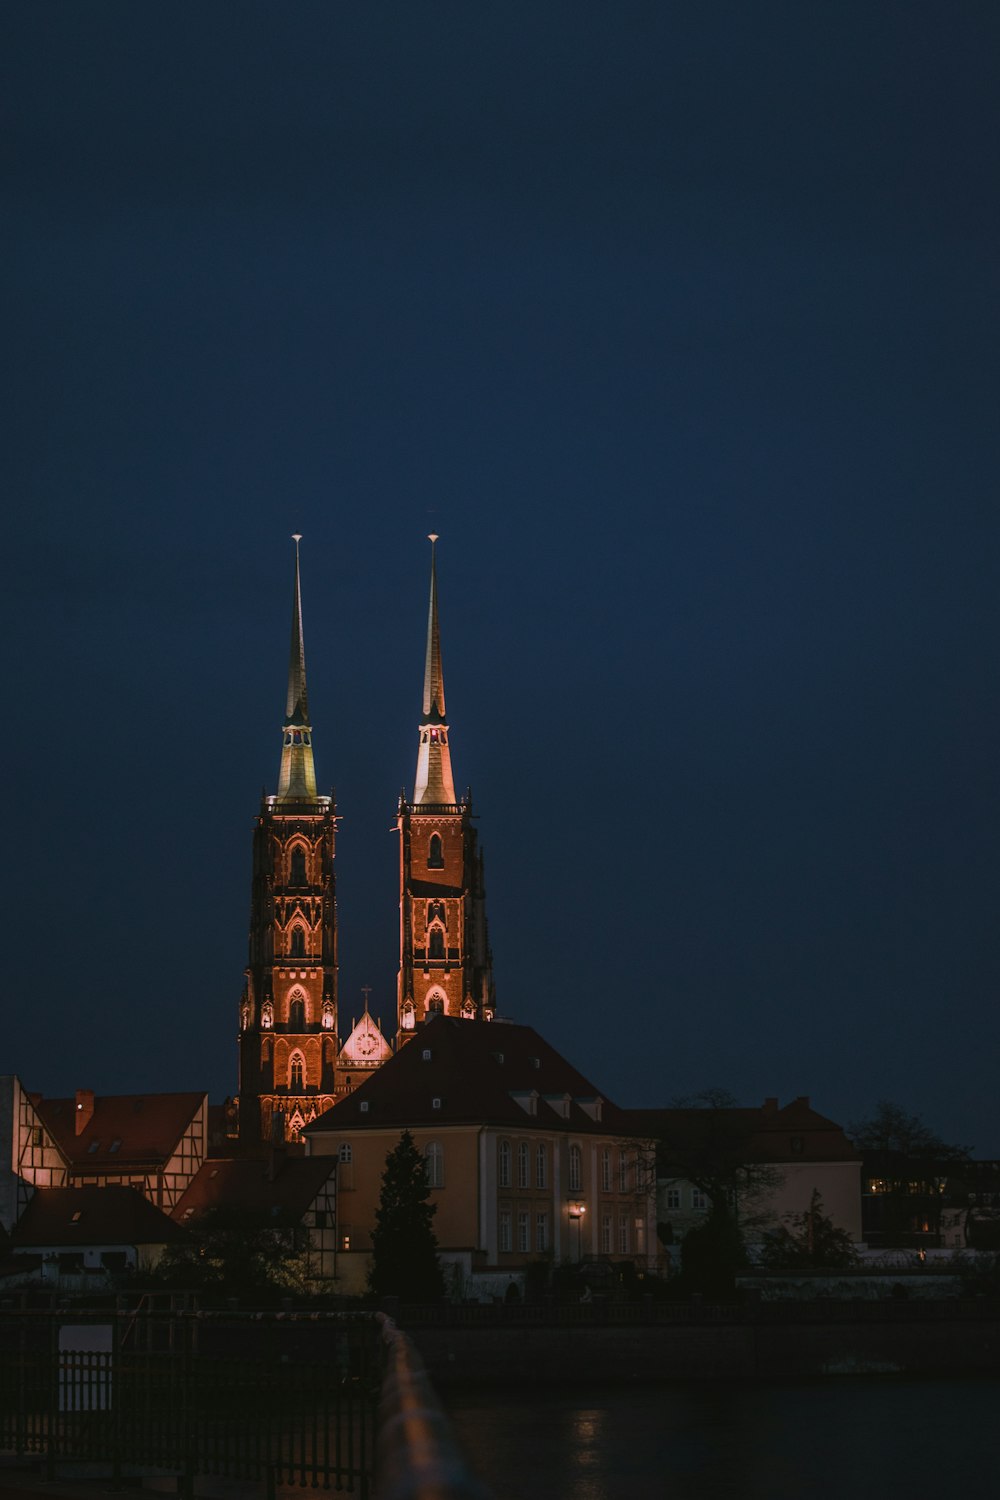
[499,1210,512,1253]
[601,1147,612,1192]
[338,1143,353,1163]
[535,1144,547,1189]
[619,1150,631,1194]
[601,1213,613,1255]
[692,1189,708,1211]
[618,1215,630,1255]
[517,1144,529,1189]
[635,1217,645,1255]
[518,1210,530,1253]
[666,1188,681,1210]
[340,1229,351,1251]
[568,1145,582,1192]
[536,1212,548,1252]
[314,1209,328,1229]
[498,1141,511,1188]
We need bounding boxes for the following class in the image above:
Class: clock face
[356,1031,378,1057]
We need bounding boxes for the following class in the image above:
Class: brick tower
[395,537,495,1044]
[238,538,339,1144]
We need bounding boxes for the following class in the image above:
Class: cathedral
[238,537,495,1144]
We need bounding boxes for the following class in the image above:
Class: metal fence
[0,1307,380,1496]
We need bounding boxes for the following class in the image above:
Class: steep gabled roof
[172,1156,336,1224]
[304,1016,641,1136]
[33,1091,206,1169]
[12,1187,184,1247]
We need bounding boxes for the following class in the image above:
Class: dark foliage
[368,1131,444,1302]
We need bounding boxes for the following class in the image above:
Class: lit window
[568,1144,582,1193]
[517,1143,529,1189]
[402,1003,415,1032]
[535,1144,547,1189]
[71,1210,83,1224]
[498,1140,511,1188]
[340,1231,351,1251]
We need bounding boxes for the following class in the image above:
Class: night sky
[4,5,998,1152]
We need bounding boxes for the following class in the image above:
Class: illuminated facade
[395,537,495,1044]
[238,539,340,1144]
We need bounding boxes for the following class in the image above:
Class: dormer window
[422,1049,432,1061]
[432,1097,442,1110]
[87,1139,101,1154]
[360,1101,369,1114]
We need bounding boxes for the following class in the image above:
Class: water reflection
[445,1377,999,1500]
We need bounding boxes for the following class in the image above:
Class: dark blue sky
[3,4,998,1150]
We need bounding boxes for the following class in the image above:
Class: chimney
[75,1090,95,1135]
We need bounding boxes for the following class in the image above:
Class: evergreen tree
[369,1131,445,1301]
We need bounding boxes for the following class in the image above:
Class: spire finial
[412,535,456,805]
[276,536,319,801]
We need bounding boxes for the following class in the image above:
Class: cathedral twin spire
[274,533,456,805]
[275,535,318,802]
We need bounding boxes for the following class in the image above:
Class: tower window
[288,994,306,1030]
[289,1053,305,1092]
[289,848,307,885]
[428,834,444,869]
[428,927,445,959]
[427,993,445,1015]
[290,927,306,958]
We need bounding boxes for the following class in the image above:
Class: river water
[445,1376,998,1499]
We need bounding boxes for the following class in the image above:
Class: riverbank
[406,1301,1000,1385]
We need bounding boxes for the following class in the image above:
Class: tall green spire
[413,534,456,805]
[276,535,318,801]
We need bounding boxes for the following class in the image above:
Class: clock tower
[395,537,495,1043]
[238,538,339,1144]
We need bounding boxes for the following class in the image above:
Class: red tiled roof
[33,1092,206,1169]
[172,1156,335,1224]
[12,1187,185,1248]
[304,1016,642,1136]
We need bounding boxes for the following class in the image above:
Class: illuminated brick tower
[238,538,339,1144]
[396,536,495,1044]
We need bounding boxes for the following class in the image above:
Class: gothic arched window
[428,834,444,869]
[290,847,307,886]
[290,926,305,958]
[288,993,306,1031]
[427,993,445,1015]
[289,1052,305,1092]
[428,927,445,959]
[401,1001,415,1031]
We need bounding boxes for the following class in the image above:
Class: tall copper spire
[276,535,318,801]
[413,534,456,805]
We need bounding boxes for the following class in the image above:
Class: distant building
[173,1155,338,1278]
[304,1015,655,1298]
[10,1185,184,1288]
[626,1096,863,1253]
[1,1076,207,1231]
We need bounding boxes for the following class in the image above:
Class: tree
[153,1204,318,1296]
[659,1090,784,1297]
[847,1101,970,1246]
[368,1131,444,1302]
[758,1190,857,1269]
